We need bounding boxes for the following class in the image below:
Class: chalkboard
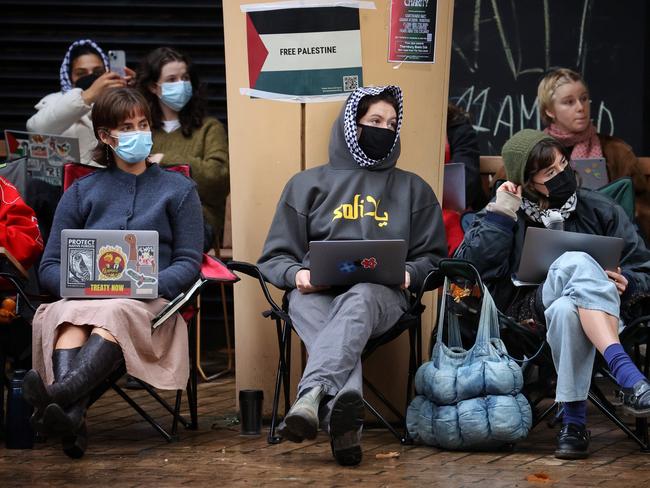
[449,0,647,156]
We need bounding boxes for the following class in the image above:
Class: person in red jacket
[0,176,43,269]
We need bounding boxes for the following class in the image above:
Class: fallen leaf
[375,451,400,459]
[526,472,553,483]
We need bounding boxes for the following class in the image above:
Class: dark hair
[91,88,152,167]
[136,47,205,137]
[356,92,399,123]
[447,102,471,126]
[69,45,105,74]
[522,138,573,208]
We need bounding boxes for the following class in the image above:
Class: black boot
[50,347,88,458]
[329,390,364,466]
[554,423,590,459]
[24,334,123,415]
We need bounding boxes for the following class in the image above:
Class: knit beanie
[501,129,554,185]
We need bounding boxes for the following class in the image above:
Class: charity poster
[388,0,437,64]
[240,1,376,102]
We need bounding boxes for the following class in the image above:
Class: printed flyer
[388,0,437,63]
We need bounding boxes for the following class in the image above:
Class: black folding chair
[1,249,237,443]
[227,261,442,445]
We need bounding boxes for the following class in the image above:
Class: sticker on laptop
[338,257,379,273]
[66,238,96,287]
[97,245,128,280]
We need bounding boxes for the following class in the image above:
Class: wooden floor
[2,377,650,487]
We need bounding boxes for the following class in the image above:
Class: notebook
[512,227,624,286]
[442,162,466,212]
[60,229,159,299]
[309,239,407,286]
[571,158,608,190]
[4,130,81,187]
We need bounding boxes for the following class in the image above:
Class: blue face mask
[160,81,193,112]
[110,131,153,164]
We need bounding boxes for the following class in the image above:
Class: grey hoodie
[258,86,447,291]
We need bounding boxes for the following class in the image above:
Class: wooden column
[224,0,455,415]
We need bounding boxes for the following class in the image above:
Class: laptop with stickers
[309,239,407,287]
[4,130,81,187]
[571,158,608,190]
[60,229,159,299]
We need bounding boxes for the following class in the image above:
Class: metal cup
[238,389,263,435]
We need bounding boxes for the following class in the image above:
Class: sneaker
[554,423,590,460]
[621,379,650,417]
[329,390,364,466]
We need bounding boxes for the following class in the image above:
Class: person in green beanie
[455,129,650,460]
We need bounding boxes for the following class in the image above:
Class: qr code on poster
[343,75,359,92]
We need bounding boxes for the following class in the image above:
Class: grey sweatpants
[543,251,621,402]
[288,283,409,424]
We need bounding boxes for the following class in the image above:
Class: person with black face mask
[455,129,650,461]
[26,39,135,166]
[257,86,447,466]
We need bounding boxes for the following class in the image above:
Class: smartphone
[108,50,126,77]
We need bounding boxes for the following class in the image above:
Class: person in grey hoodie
[258,85,446,466]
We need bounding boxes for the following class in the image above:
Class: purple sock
[562,400,587,427]
[603,343,645,389]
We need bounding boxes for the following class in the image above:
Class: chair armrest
[200,254,239,283]
[151,278,205,330]
[227,260,283,313]
[0,247,28,280]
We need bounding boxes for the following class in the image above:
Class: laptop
[60,229,159,299]
[309,240,407,286]
[442,162,466,212]
[4,130,81,187]
[512,227,624,286]
[571,158,608,190]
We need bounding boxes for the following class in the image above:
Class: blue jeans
[542,251,621,402]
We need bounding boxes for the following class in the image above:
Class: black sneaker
[329,390,364,466]
[621,379,650,417]
[554,423,590,460]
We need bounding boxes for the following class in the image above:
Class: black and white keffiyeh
[343,85,403,167]
[59,39,109,93]
[521,193,578,227]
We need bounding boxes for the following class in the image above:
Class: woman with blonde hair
[537,68,649,238]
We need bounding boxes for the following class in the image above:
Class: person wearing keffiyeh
[456,129,650,461]
[26,39,133,166]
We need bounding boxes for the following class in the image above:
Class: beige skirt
[32,298,189,390]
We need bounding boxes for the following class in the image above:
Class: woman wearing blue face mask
[137,47,230,250]
[23,87,203,459]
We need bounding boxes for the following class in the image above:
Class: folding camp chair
[226,261,442,445]
[12,163,240,442]
[441,255,650,451]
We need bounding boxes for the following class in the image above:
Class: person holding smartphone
[136,47,229,249]
[26,39,135,166]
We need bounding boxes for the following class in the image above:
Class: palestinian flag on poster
[243,5,364,99]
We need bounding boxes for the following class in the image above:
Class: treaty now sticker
[84,281,132,296]
[242,3,365,98]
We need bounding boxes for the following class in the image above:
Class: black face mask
[357,124,396,160]
[544,164,577,208]
[74,73,101,91]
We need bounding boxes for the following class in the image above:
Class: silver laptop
[4,130,81,187]
[60,229,159,299]
[309,240,407,286]
[442,162,466,212]
[571,158,608,190]
[513,227,624,286]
